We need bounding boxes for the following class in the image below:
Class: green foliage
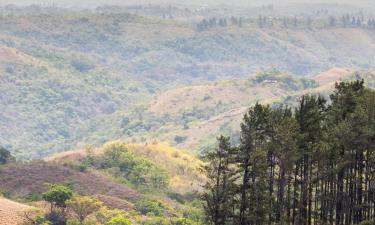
[34,215,52,225]
[106,215,132,225]
[202,80,375,225]
[0,147,15,165]
[142,217,202,225]
[142,217,170,225]
[25,193,43,202]
[173,218,202,225]
[202,136,237,225]
[67,196,103,223]
[95,144,170,190]
[42,184,73,209]
[135,198,165,216]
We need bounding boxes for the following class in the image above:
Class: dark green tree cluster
[203,80,375,225]
[0,147,15,165]
[341,14,365,28]
[197,17,242,31]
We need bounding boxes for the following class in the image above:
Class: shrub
[0,147,15,165]
[106,215,132,225]
[71,59,95,73]
[135,198,165,216]
[99,143,169,189]
[174,136,187,144]
[67,196,103,224]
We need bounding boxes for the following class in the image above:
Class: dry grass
[0,45,37,64]
[47,141,205,194]
[0,198,32,225]
[125,142,205,193]
[312,68,352,88]
[0,162,140,203]
[149,81,292,116]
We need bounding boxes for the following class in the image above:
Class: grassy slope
[119,68,374,152]
[1,7,375,157]
[0,142,204,223]
[0,197,33,225]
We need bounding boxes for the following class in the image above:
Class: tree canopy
[203,80,375,225]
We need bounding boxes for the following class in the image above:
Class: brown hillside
[311,68,353,94]
[150,81,292,116]
[147,68,363,150]
[0,45,38,64]
[0,198,32,225]
[0,163,139,209]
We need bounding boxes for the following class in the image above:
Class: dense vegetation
[0,142,205,225]
[85,143,170,190]
[203,80,375,225]
[0,147,14,165]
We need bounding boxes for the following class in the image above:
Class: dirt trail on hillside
[0,198,32,225]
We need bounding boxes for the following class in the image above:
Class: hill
[0,197,32,225]
[1,5,375,158]
[112,68,373,151]
[0,142,204,224]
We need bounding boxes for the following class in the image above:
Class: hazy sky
[0,0,373,8]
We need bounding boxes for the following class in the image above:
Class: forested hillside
[202,80,375,225]
[1,4,375,158]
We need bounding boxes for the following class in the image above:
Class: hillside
[0,142,204,224]
[115,68,373,151]
[1,5,375,158]
[0,198,32,225]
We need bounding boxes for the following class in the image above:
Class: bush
[0,147,15,165]
[99,143,169,189]
[25,193,43,202]
[67,196,103,224]
[135,198,165,216]
[71,59,95,73]
[174,136,187,144]
[143,217,170,225]
[106,215,132,225]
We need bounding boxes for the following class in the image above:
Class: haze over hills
[1,2,375,225]
[1,3,375,158]
[2,0,375,8]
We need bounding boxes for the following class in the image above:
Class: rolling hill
[1,5,375,158]
[0,141,204,224]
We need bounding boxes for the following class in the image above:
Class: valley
[1,2,375,225]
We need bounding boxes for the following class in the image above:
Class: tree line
[197,14,375,31]
[197,17,243,31]
[202,80,375,225]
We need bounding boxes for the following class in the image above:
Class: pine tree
[238,103,270,225]
[202,79,375,225]
[202,136,237,225]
